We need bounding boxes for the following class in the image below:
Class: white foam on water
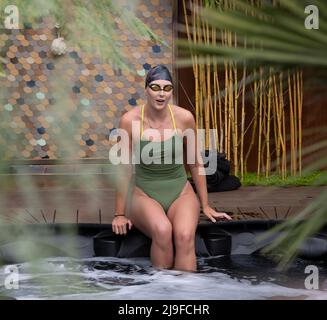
[101,269,327,300]
[0,257,326,300]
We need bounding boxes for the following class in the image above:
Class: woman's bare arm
[184,111,209,209]
[184,111,232,222]
[114,113,133,216]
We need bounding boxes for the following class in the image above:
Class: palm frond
[177,0,327,68]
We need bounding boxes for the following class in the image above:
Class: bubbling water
[0,255,326,300]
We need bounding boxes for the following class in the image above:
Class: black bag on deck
[202,149,230,185]
[189,149,241,192]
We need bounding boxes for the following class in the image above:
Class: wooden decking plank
[77,207,101,224]
[1,186,326,225]
[51,207,77,224]
[38,208,55,223]
[0,208,35,224]
[99,207,116,224]
[22,208,54,224]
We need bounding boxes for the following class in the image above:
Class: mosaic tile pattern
[0,0,173,160]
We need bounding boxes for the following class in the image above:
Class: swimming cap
[145,65,173,88]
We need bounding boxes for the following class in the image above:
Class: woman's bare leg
[129,186,174,269]
[167,181,200,272]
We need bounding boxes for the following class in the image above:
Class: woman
[112,65,231,272]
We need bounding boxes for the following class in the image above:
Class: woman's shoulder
[117,107,141,136]
[170,104,195,125]
[120,106,141,123]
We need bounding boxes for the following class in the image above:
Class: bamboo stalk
[240,55,246,180]
[196,0,205,150]
[274,71,286,178]
[257,67,263,177]
[266,67,272,178]
[262,77,268,175]
[297,69,303,176]
[223,30,229,157]
[245,69,258,175]
[212,27,219,150]
[228,58,233,162]
[215,55,223,153]
[272,71,280,175]
[293,72,298,174]
[182,0,201,156]
[181,0,195,70]
[204,10,211,150]
[227,29,233,162]
[200,39,209,148]
[281,72,287,179]
[191,0,200,135]
[233,32,239,176]
[288,70,295,176]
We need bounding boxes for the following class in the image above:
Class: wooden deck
[1,183,325,225]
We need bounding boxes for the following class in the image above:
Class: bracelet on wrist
[114,214,125,217]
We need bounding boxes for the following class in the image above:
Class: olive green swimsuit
[134,104,187,212]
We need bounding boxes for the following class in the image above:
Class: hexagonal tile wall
[0,0,173,160]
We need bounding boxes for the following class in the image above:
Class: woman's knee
[174,229,196,250]
[151,221,173,246]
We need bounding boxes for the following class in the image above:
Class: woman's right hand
[112,215,133,235]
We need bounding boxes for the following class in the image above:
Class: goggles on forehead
[148,83,173,92]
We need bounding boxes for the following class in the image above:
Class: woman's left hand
[202,205,232,223]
